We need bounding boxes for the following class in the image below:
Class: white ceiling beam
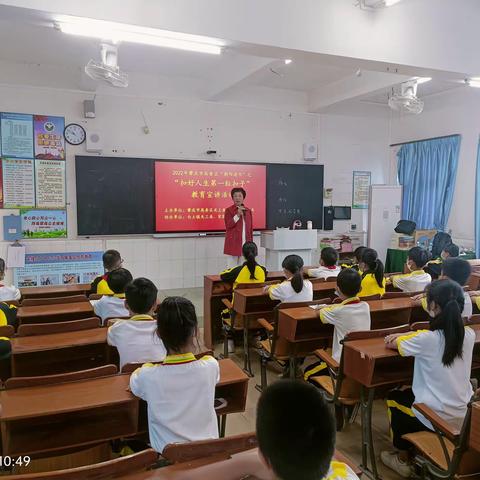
[308,70,410,112]
[205,55,276,101]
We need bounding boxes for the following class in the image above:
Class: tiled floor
[161,286,403,480]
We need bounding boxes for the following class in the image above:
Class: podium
[260,229,318,271]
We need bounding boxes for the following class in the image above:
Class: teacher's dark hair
[231,188,246,199]
[243,242,258,280]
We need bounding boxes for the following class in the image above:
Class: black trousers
[387,388,429,451]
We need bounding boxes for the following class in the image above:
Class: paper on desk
[7,244,25,268]
[309,304,328,310]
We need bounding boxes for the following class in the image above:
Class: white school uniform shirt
[107,314,166,369]
[320,298,371,362]
[91,294,129,325]
[0,284,20,301]
[392,270,431,293]
[421,291,472,319]
[268,279,313,303]
[130,353,220,453]
[307,265,341,280]
[396,327,475,430]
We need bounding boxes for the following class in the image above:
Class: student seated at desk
[424,242,459,280]
[358,248,385,298]
[388,246,431,292]
[219,241,267,289]
[266,254,313,303]
[413,257,472,319]
[130,297,219,453]
[340,246,366,271]
[382,279,474,477]
[304,269,370,381]
[91,268,132,325]
[107,277,166,369]
[0,258,20,301]
[256,380,359,480]
[90,249,123,295]
[308,247,341,280]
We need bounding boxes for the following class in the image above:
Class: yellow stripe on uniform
[396,330,428,356]
[304,361,327,381]
[475,297,480,311]
[386,400,416,417]
[326,461,348,480]
[268,284,278,300]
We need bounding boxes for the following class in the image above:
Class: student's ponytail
[361,248,384,288]
[426,279,465,367]
[242,242,258,280]
[282,254,304,293]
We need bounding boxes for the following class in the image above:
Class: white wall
[0,83,389,289]
[390,87,480,249]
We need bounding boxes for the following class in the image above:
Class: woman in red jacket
[224,188,253,267]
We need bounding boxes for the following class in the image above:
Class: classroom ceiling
[0,2,472,114]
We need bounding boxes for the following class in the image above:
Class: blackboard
[75,156,324,235]
[266,164,324,229]
[76,156,155,235]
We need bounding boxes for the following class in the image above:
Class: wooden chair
[221,282,268,358]
[403,401,480,479]
[310,324,411,431]
[382,290,423,299]
[325,276,339,282]
[21,295,88,307]
[17,317,101,336]
[358,294,382,301]
[5,448,159,479]
[89,293,111,301]
[0,324,15,338]
[255,298,332,391]
[162,432,257,464]
[4,365,118,389]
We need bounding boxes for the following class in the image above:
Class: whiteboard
[368,185,402,263]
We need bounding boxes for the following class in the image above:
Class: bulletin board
[0,112,67,238]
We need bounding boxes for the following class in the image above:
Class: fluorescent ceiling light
[385,0,403,5]
[56,16,223,55]
[284,59,292,65]
[415,77,432,84]
[466,78,480,88]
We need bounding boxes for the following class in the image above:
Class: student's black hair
[256,380,335,480]
[408,246,430,269]
[230,187,246,199]
[102,249,122,271]
[443,243,460,258]
[337,268,362,297]
[125,277,158,314]
[106,268,133,294]
[282,255,304,293]
[0,258,5,279]
[361,248,385,288]
[353,246,367,264]
[441,258,471,287]
[320,247,338,267]
[426,279,465,367]
[156,296,198,354]
[242,241,258,280]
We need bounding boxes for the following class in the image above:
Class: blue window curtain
[475,137,480,257]
[397,135,460,231]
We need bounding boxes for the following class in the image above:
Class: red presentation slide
[155,161,266,232]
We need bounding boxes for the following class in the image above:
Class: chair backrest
[343,323,411,342]
[309,277,326,284]
[5,448,158,479]
[235,282,266,290]
[89,293,106,300]
[410,321,430,331]
[270,298,332,356]
[5,365,118,389]
[325,276,339,282]
[17,317,100,336]
[383,291,423,299]
[21,295,88,306]
[359,294,382,301]
[467,272,480,291]
[162,432,257,463]
[0,325,15,338]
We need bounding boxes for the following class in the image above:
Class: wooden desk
[470,402,480,453]
[342,323,480,479]
[0,374,138,457]
[10,328,110,377]
[20,284,91,299]
[278,297,413,343]
[17,302,95,325]
[203,271,286,349]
